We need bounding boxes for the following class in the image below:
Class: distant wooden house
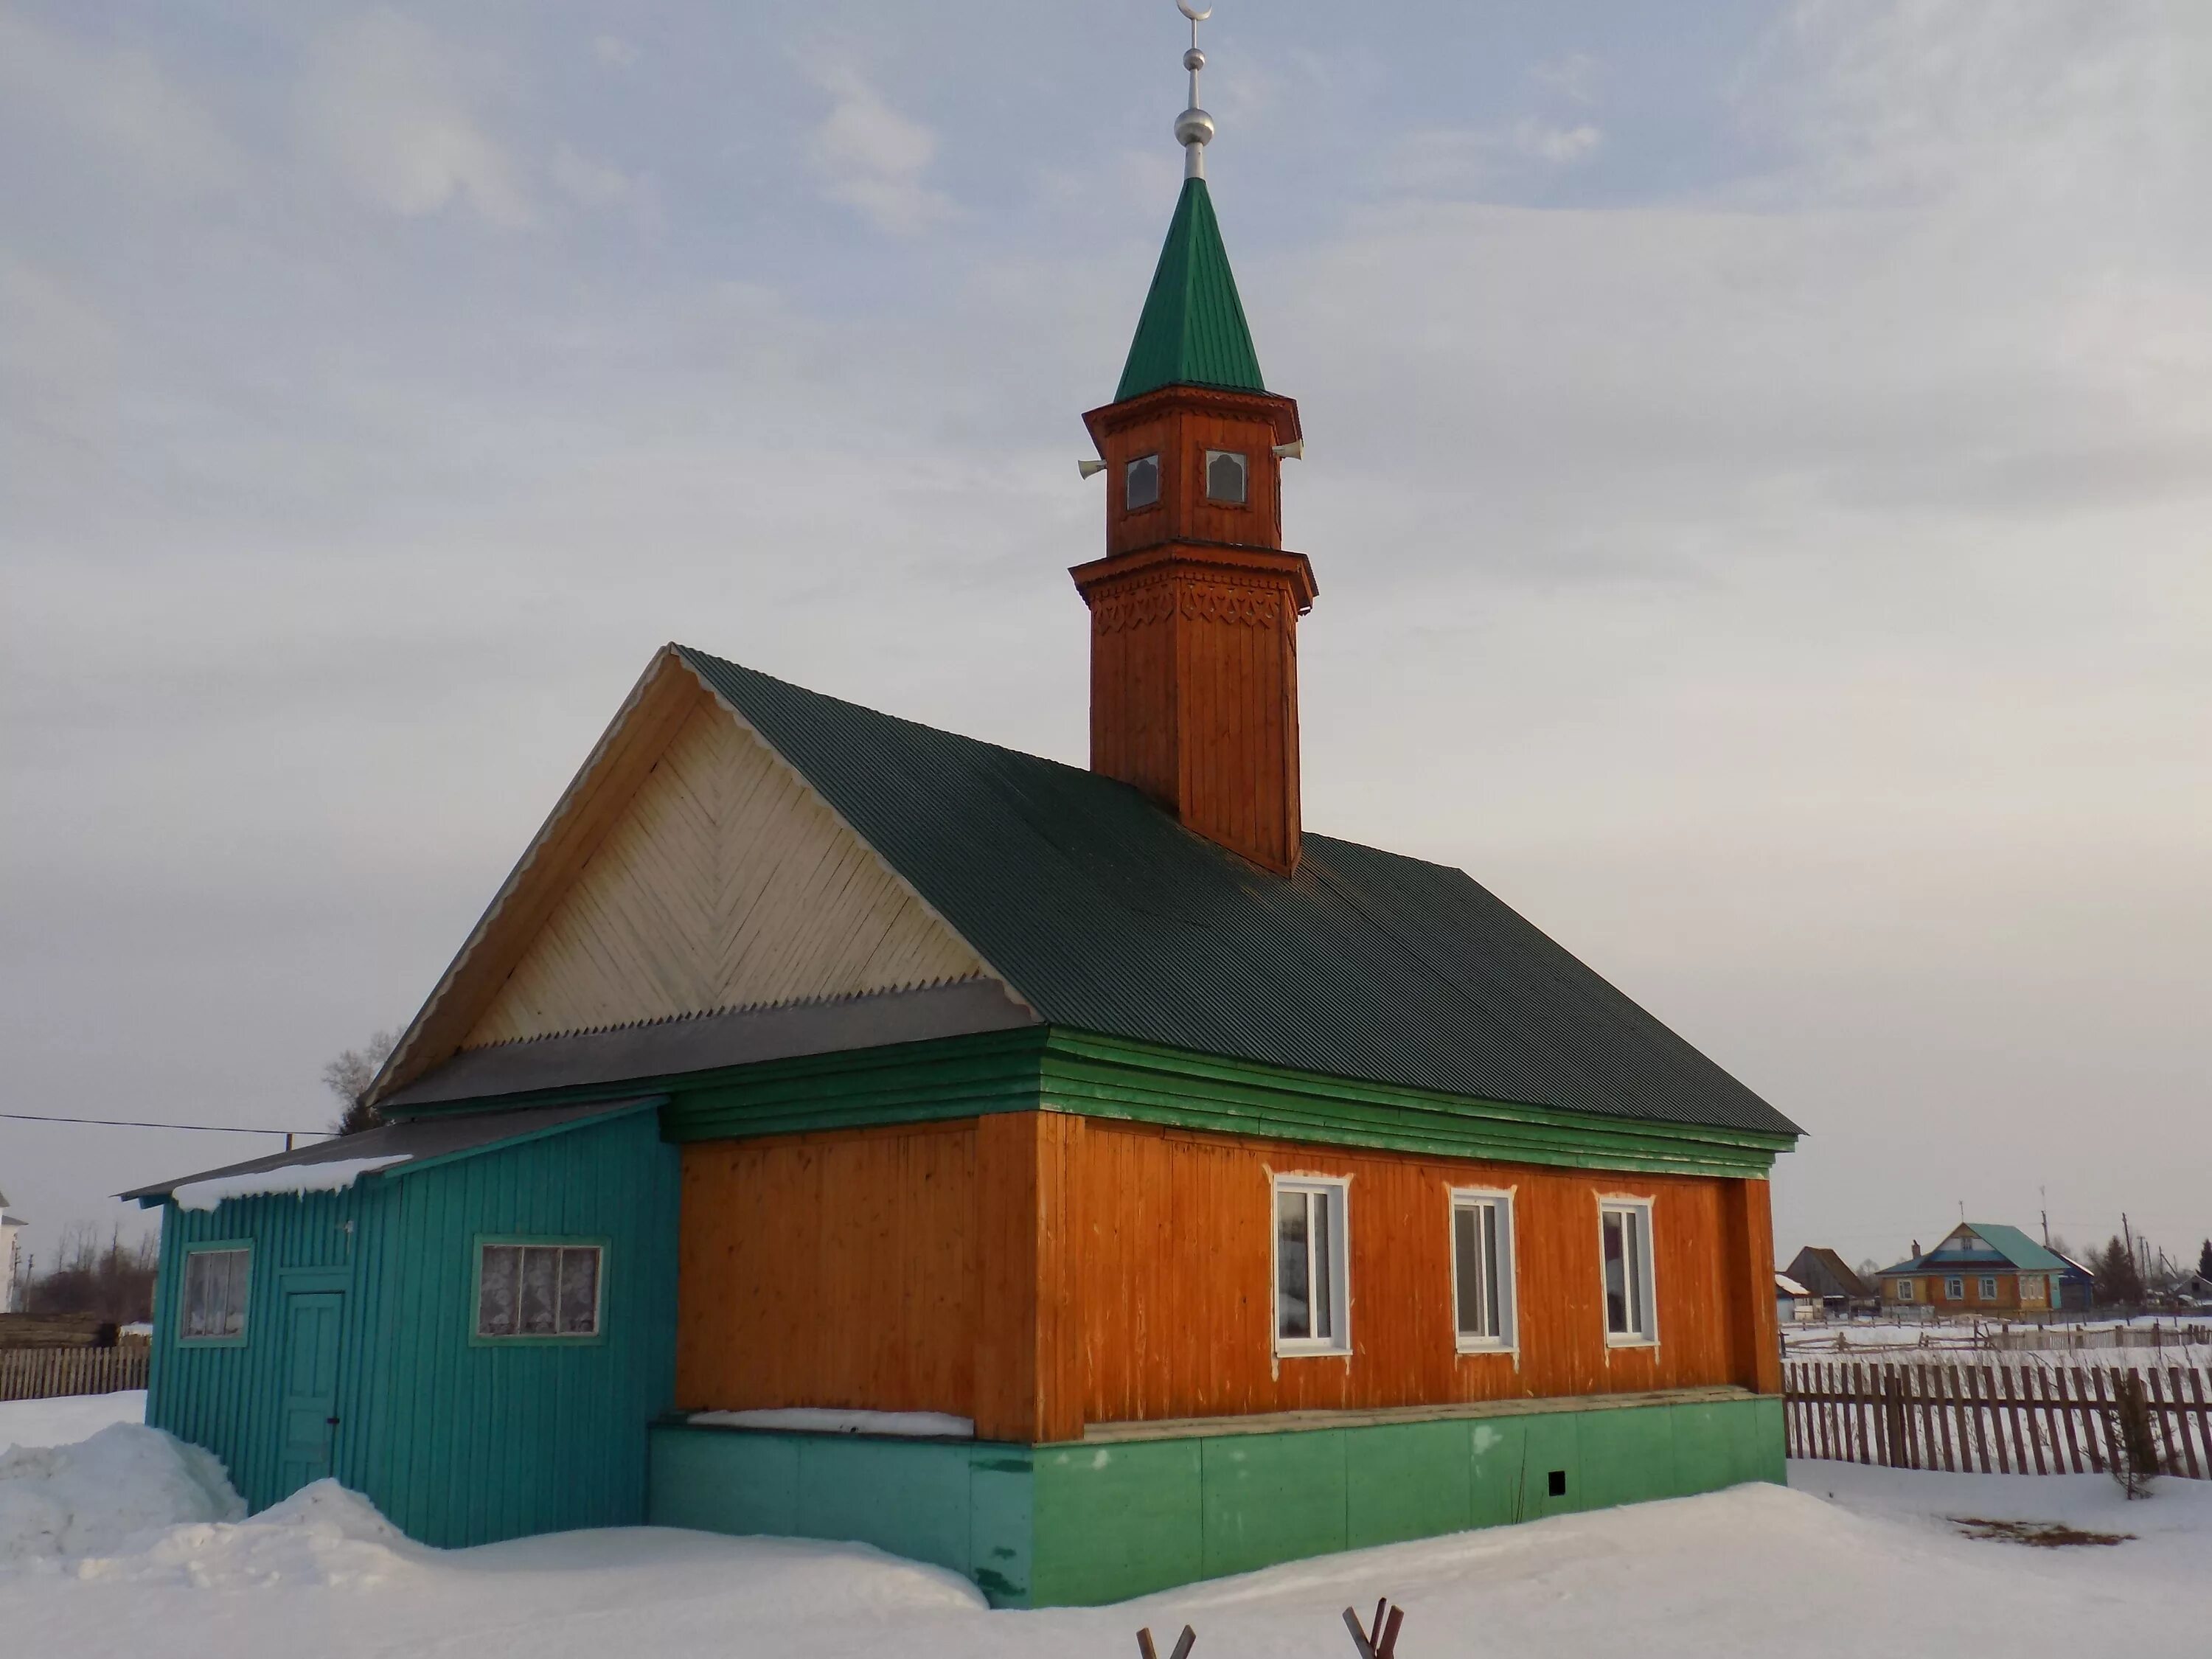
[1775,1273,1816,1324]
[1784,1246,1877,1315]
[1876,1224,2089,1315]
[127,57,1802,1609]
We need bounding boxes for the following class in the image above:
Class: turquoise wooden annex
[129,1099,678,1545]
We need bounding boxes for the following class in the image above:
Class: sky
[2,0,2207,1282]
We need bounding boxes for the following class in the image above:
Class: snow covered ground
[1784,1319,2211,1368]
[0,1389,147,1453]
[2,1388,2206,1658]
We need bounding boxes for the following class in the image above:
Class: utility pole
[2040,1186,2050,1250]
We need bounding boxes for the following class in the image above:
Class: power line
[1,1111,330,1139]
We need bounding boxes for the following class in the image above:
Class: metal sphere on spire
[1175,1,1214,179]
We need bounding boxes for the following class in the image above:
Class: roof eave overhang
[1082,384,1301,453]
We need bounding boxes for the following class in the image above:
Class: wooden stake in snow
[1135,1625,1195,1659]
[1343,1597,1405,1659]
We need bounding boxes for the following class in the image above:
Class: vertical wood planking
[1065,1119,1774,1425]
[675,1121,978,1416]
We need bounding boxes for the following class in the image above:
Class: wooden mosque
[133,16,1798,1607]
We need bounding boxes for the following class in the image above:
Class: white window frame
[1978,1275,1997,1301]
[1896,1279,1914,1302]
[1598,1197,1658,1347]
[1945,1276,1964,1300]
[1272,1176,1351,1357]
[1447,1188,1517,1353]
[178,1242,252,1345]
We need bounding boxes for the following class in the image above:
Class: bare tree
[24,1223,159,1322]
[324,1029,397,1135]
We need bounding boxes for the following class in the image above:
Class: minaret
[1071,4,1315,876]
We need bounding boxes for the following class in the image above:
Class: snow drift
[0,1424,242,1562]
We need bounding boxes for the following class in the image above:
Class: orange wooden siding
[675,1113,1780,1438]
[675,1121,978,1416]
[1071,1119,1769,1424]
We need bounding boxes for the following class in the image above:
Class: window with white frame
[1273,1178,1349,1353]
[1979,1276,1997,1301]
[1945,1276,1964,1299]
[181,1246,250,1341]
[1896,1279,1914,1301]
[1599,1200,1656,1343]
[1450,1190,1515,1350]
[476,1241,603,1340]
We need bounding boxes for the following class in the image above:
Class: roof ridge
[672,644,1096,779]
[675,652,1458,871]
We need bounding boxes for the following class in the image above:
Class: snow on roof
[123,1096,661,1204]
[1775,1273,1811,1297]
[172,1155,410,1213]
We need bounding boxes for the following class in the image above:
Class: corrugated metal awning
[121,1095,661,1203]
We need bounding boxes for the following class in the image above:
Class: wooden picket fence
[0,1345,149,1402]
[1784,1360,2212,1479]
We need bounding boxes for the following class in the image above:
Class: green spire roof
[1114,178,1266,402]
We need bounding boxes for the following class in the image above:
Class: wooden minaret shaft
[1073,384,1315,876]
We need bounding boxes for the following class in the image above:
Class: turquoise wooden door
[277,1291,344,1495]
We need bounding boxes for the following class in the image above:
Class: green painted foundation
[648,1392,1786,1607]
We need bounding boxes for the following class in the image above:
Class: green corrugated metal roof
[1877,1224,2074,1277]
[1966,1223,2072,1273]
[676,647,1801,1142]
[1114,178,1267,401]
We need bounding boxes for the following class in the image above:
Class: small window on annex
[1978,1276,1997,1300]
[1599,1201,1656,1344]
[1204,449,1248,504]
[181,1246,251,1342]
[1945,1276,1964,1300]
[1896,1279,1915,1302]
[1274,1178,1349,1354]
[476,1241,604,1340]
[1450,1191,1515,1350]
[1124,453,1161,510]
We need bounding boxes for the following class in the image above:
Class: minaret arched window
[1125,453,1161,509]
[1205,449,1247,504]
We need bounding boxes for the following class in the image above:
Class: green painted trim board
[408,1027,1790,1177]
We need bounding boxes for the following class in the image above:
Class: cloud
[808,63,955,234]
[591,35,639,69]
[549,142,642,211]
[0,10,245,197]
[299,8,534,228]
[1530,52,1601,105]
[1386,116,1602,193]
[1509,118,1602,163]
[0,257,118,465]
